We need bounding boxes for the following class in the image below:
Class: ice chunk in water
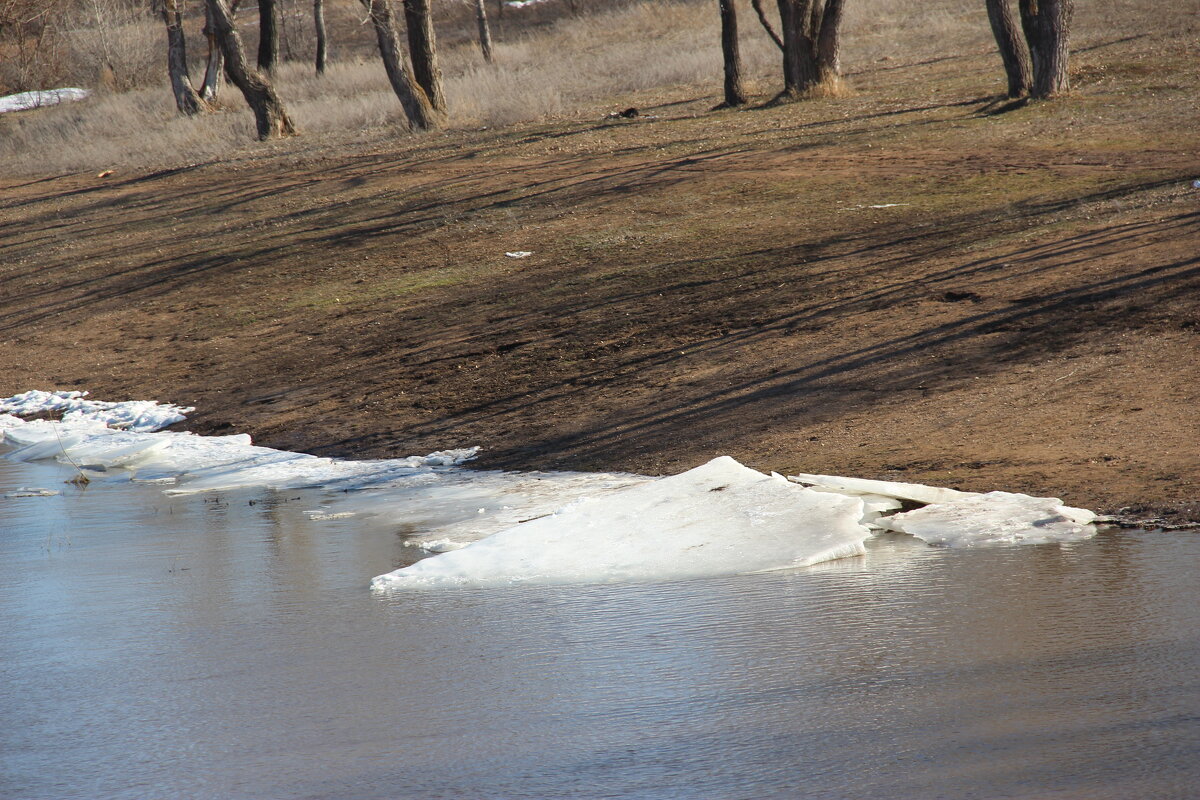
[371,457,872,590]
[805,486,903,529]
[4,487,60,498]
[876,491,1096,547]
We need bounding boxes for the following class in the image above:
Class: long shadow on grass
[0,91,999,285]
[316,206,1200,469]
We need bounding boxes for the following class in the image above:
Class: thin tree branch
[751,0,783,51]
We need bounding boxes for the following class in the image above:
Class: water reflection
[1,455,1197,799]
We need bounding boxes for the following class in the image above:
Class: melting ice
[371,457,872,589]
[1,391,1100,590]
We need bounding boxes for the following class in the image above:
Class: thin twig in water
[51,425,90,486]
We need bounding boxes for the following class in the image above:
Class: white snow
[2,390,1103,590]
[0,390,192,432]
[839,203,911,211]
[0,88,89,114]
[404,538,469,553]
[788,472,979,505]
[371,457,873,589]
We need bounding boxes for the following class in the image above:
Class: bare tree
[205,0,296,139]
[473,0,493,62]
[314,0,328,74]
[985,0,1030,98]
[986,0,1071,99]
[1020,0,1072,98]
[201,0,242,100]
[403,0,445,112]
[160,0,207,115]
[258,0,279,71]
[815,0,844,81]
[775,0,816,97]
[0,1,69,92]
[717,0,747,107]
[773,0,844,98]
[357,0,437,130]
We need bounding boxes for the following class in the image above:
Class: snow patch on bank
[0,87,89,114]
[1,391,1100,589]
[0,390,193,432]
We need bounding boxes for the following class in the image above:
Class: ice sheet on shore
[1,416,480,492]
[0,394,645,547]
[2,391,1101,589]
[371,458,873,590]
[788,472,979,505]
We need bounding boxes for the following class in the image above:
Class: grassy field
[0,0,1082,172]
[1,0,1198,521]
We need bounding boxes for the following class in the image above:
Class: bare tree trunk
[718,0,747,107]
[402,0,445,112]
[314,0,328,74]
[816,0,844,81]
[986,0,1030,97]
[200,2,223,100]
[775,0,819,98]
[807,0,822,40]
[473,0,493,62]
[206,0,296,139]
[358,0,437,130]
[161,0,207,115]
[1020,0,1072,98]
[750,0,783,50]
[257,0,279,71]
[279,0,293,62]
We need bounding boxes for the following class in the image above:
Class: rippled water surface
[2,456,1198,799]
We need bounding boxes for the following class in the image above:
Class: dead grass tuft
[803,75,855,99]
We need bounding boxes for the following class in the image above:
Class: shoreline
[5,394,1196,531]
[3,30,1197,526]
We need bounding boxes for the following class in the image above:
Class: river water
[2,455,1198,799]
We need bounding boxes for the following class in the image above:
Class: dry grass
[0,0,1184,175]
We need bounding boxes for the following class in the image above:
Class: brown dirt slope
[2,27,1198,522]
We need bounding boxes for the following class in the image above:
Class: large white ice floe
[2,391,1102,590]
[875,491,1097,547]
[370,457,873,590]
